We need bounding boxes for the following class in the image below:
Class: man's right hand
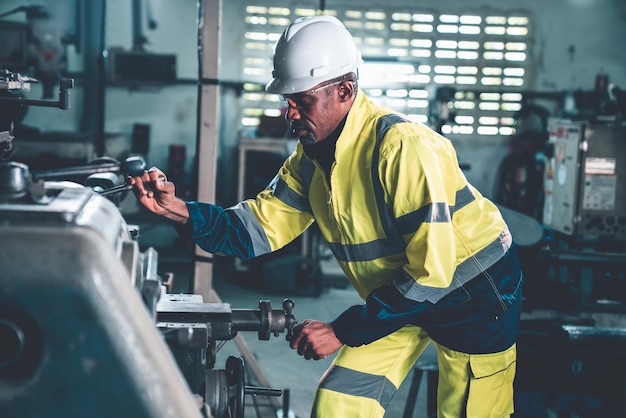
[289,319,343,360]
[129,167,190,225]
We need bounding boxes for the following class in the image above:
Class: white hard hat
[265,15,363,94]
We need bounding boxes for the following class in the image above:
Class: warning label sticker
[582,174,617,210]
[585,157,616,175]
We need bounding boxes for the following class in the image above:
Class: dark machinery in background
[522,115,626,319]
[493,103,550,223]
[0,5,97,173]
[0,1,177,164]
[427,86,457,135]
[426,86,471,172]
[542,119,626,245]
[521,115,626,315]
[420,82,626,416]
[0,5,70,99]
[506,86,626,416]
[0,70,297,418]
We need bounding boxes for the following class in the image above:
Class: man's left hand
[289,319,343,360]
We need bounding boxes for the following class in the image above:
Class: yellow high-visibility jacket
[185,91,522,354]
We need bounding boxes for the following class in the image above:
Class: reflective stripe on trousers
[311,327,516,418]
[312,326,431,418]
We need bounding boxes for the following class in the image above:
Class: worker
[130,15,523,418]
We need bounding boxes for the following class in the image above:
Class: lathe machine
[0,71,296,418]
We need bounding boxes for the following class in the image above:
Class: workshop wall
[3,0,626,204]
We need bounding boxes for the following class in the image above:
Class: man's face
[281,79,346,146]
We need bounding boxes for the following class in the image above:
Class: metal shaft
[98,183,132,196]
[98,175,165,197]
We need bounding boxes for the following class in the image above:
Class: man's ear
[337,81,355,102]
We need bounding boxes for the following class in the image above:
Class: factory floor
[163,258,434,418]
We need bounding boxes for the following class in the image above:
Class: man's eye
[300,96,314,106]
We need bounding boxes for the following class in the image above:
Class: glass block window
[239,4,530,137]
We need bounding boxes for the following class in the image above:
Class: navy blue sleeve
[331,283,434,347]
[175,201,256,260]
[332,246,524,350]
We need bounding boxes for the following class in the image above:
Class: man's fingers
[297,335,309,356]
[289,320,311,349]
[146,167,167,182]
[291,319,330,360]
[304,344,314,360]
[289,334,304,350]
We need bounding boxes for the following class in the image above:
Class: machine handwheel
[205,368,228,418]
[226,356,245,418]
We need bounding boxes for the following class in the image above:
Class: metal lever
[98,183,132,196]
[97,175,165,197]
[244,386,282,397]
[283,299,297,341]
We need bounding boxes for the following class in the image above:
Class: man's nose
[285,106,300,122]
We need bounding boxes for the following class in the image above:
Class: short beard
[298,131,317,146]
